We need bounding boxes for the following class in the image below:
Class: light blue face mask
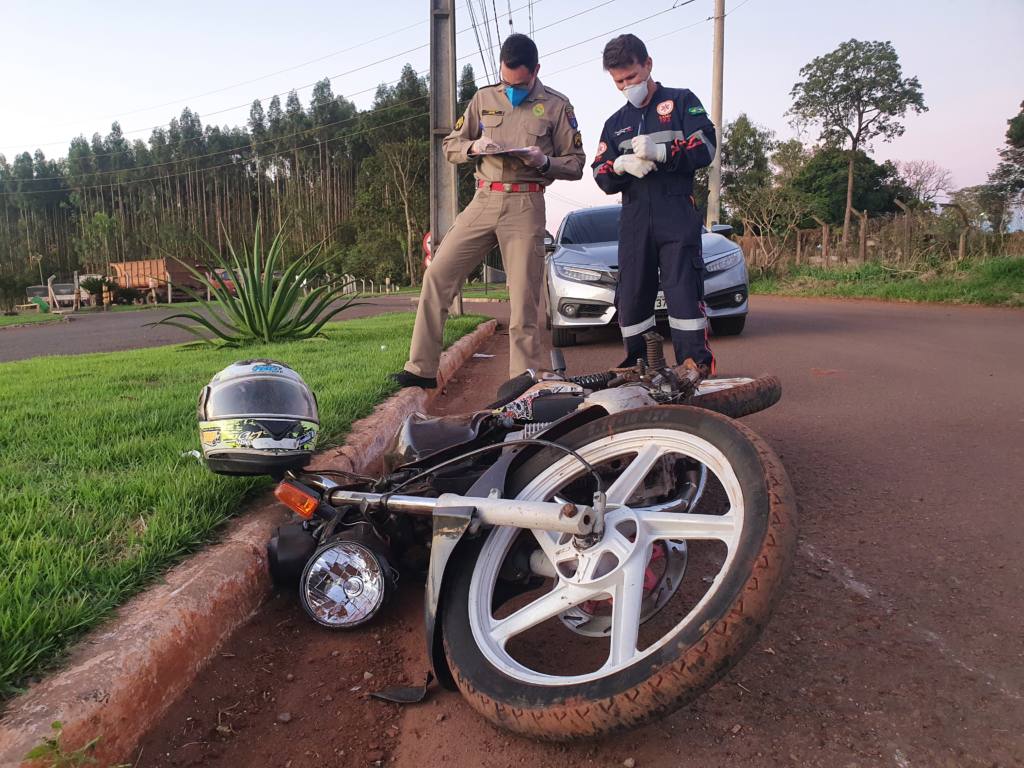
[505,85,530,107]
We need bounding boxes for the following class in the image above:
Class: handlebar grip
[567,371,616,390]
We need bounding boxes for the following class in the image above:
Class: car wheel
[552,327,576,347]
[710,316,745,336]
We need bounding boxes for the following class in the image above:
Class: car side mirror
[711,224,734,238]
[543,233,557,254]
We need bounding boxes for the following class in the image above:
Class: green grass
[0,312,485,698]
[0,313,61,328]
[750,256,1024,307]
[107,301,206,313]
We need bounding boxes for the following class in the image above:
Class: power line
[3,2,707,194]
[466,2,492,83]
[0,0,544,153]
[0,13,452,142]
[6,0,614,169]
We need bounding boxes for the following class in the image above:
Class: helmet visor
[206,377,318,421]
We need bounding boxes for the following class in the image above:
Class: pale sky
[2,0,1021,230]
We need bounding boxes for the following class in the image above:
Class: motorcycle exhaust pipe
[328,489,599,536]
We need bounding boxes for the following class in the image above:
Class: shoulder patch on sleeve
[455,114,465,130]
[687,105,706,115]
[566,106,578,130]
[573,132,583,148]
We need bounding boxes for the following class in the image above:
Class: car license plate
[654,292,667,311]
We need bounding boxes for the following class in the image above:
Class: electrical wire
[11,0,616,174]
[3,3,708,194]
[0,0,544,153]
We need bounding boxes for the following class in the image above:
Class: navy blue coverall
[592,83,717,369]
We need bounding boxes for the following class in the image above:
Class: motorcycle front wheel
[441,405,796,739]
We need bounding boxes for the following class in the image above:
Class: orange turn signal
[274,481,320,519]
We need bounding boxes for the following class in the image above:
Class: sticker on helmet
[252,364,283,373]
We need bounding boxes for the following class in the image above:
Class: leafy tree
[789,39,926,245]
[771,138,809,187]
[986,100,1024,222]
[720,114,776,227]
[790,147,910,226]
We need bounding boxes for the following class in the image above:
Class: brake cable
[379,438,604,509]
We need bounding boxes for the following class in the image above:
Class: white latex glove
[632,135,667,163]
[509,145,548,168]
[470,135,501,155]
[613,154,657,178]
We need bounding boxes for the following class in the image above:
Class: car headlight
[704,249,744,273]
[554,264,616,285]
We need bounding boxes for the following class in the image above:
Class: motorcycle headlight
[300,540,390,628]
[554,264,616,285]
[705,249,744,273]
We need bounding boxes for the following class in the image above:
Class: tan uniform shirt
[443,78,586,184]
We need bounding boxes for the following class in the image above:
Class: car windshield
[559,209,620,245]
[559,208,711,245]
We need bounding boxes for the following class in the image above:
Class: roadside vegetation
[751,256,1024,307]
[0,313,60,328]
[0,312,485,698]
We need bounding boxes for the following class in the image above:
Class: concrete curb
[0,319,498,768]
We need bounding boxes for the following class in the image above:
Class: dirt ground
[136,296,1024,768]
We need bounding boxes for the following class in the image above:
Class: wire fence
[738,210,1024,275]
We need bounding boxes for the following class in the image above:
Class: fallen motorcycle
[197,334,796,739]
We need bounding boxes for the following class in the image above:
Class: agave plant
[151,224,360,345]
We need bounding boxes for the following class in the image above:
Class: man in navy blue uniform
[593,34,717,375]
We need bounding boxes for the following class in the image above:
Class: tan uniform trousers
[405,188,546,379]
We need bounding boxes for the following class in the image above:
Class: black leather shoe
[389,370,438,389]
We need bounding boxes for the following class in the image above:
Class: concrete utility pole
[706,0,725,228]
[430,0,462,315]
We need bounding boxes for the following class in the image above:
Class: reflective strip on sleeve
[620,315,657,337]
[691,129,716,153]
[645,129,686,144]
[668,315,708,332]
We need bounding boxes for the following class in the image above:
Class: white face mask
[623,78,649,108]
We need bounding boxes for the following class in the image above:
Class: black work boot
[389,370,438,389]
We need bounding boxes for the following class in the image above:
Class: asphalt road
[0,295,511,363]
[134,295,1024,767]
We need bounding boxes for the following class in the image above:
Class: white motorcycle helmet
[197,359,319,477]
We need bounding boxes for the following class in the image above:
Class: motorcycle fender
[425,448,523,688]
[424,506,474,689]
[425,407,611,685]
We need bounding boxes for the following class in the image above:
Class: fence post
[166,272,172,304]
[795,230,802,266]
[811,216,829,267]
[855,209,868,263]
[894,199,912,263]
[940,203,970,263]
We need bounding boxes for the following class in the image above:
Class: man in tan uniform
[391,34,585,388]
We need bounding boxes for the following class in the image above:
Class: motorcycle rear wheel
[441,405,796,739]
[690,375,782,419]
